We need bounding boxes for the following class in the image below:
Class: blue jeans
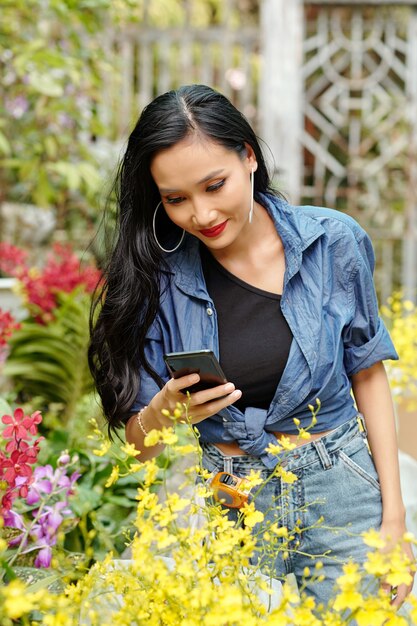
[201,415,382,608]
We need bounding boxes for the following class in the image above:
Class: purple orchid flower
[26,464,80,505]
[2,509,27,548]
[34,545,52,568]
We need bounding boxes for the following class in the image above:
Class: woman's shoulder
[295,204,368,246]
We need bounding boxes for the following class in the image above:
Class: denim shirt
[131,193,398,468]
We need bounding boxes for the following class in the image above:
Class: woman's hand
[125,373,241,461]
[149,373,242,428]
[379,518,416,607]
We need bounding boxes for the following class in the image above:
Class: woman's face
[150,135,258,253]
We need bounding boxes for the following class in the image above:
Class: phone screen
[164,350,227,394]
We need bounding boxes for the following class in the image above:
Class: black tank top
[201,246,293,412]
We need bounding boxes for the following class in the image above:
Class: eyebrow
[159,169,225,194]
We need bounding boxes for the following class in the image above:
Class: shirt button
[222,417,228,422]
[206,307,213,316]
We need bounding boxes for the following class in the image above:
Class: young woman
[89,84,414,606]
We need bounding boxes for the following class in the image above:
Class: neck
[211,202,281,266]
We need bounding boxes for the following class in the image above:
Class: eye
[206,179,225,193]
[165,196,185,205]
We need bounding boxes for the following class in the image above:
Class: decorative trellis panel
[300,3,417,301]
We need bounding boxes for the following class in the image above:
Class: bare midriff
[214,429,334,456]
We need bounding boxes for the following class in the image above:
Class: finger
[188,382,236,406]
[167,373,200,394]
[380,581,391,596]
[190,389,242,423]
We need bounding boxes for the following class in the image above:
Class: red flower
[0,243,28,278]
[1,449,33,486]
[0,309,21,348]
[14,243,102,322]
[0,407,43,516]
[1,490,14,515]
[2,409,30,441]
[23,410,42,436]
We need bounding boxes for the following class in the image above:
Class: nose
[191,198,218,228]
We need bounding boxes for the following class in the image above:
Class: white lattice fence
[98,0,260,139]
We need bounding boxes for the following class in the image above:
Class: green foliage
[0,0,110,235]
[3,290,93,422]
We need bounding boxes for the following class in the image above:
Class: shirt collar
[165,193,326,294]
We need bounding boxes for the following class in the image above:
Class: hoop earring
[152,201,185,253]
[248,168,254,223]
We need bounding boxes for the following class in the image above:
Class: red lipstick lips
[199,221,227,238]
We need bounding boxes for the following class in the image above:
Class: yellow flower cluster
[1,410,416,625]
[381,295,417,404]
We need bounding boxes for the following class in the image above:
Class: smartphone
[164,350,227,394]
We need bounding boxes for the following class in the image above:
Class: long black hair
[89,84,276,434]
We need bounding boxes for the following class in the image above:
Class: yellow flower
[244,469,264,488]
[165,493,191,512]
[364,550,389,577]
[128,463,143,473]
[120,441,141,456]
[92,440,111,456]
[194,483,213,499]
[275,466,298,483]
[143,459,159,485]
[269,523,288,537]
[144,428,162,447]
[241,503,264,528]
[155,426,178,445]
[279,436,297,451]
[265,442,283,455]
[336,562,362,588]
[173,443,197,454]
[2,580,43,619]
[333,588,363,611]
[362,528,386,549]
[383,616,409,626]
[173,406,183,418]
[385,547,414,587]
[105,464,119,487]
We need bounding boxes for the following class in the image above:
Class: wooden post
[258,0,304,203]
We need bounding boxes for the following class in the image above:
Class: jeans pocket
[338,444,381,493]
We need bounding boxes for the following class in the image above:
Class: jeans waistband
[201,414,367,475]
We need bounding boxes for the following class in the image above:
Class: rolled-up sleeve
[342,231,398,377]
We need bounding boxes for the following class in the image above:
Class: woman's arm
[351,361,415,606]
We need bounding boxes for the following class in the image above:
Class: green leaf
[71,485,103,515]
[28,72,64,97]
[0,397,13,416]
[48,162,81,191]
[103,494,137,508]
[4,290,94,414]
[0,131,11,156]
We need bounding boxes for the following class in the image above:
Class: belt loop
[357,413,367,435]
[357,413,372,455]
[223,456,233,474]
[312,439,333,470]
